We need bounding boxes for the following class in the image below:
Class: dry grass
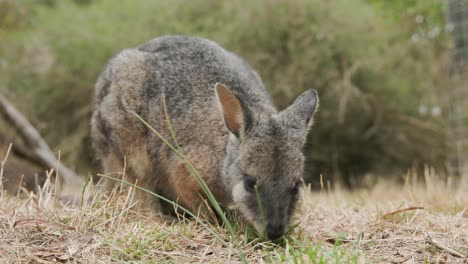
[299,170,468,263]
[0,167,466,263]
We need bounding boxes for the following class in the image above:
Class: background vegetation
[0,0,452,187]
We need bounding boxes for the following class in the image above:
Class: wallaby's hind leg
[100,152,125,188]
[166,163,216,221]
[100,153,161,212]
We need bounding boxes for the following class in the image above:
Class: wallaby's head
[215,83,318,240]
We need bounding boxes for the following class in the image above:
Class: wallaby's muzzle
[266,222,285,240]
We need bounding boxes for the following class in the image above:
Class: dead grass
[299,170,467,263]
[0,168,466,263]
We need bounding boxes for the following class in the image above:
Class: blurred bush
[0,0,30,34]
[0,0,449,187]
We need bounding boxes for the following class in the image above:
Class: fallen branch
[0,91,84,187]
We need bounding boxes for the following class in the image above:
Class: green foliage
[0,0,448,185]
[0,0,31,35]
[264,237,359,263]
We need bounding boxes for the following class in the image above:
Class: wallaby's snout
[264,198,293,240]
[233,171,304,240]
[266,222,285,241]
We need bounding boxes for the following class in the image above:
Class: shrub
[0,0,448,186]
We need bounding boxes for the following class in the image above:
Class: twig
[13,218,76,231]
[0,92,84,187]
[382,206,424,218]
[427,237,466,259]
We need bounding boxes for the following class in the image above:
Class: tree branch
[0,91,84,187]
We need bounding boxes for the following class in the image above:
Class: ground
[0,169,466,263]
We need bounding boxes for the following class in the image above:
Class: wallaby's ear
[279,89,319,131]
[215,83,246,137]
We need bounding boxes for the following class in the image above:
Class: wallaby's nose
[266,223,284,240]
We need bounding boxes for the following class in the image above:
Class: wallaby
[91,35,318,240]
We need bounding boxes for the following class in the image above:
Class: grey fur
[91,35,318,240]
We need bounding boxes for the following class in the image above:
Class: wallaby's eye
[243,175,257,193]
[291,181,302,195]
